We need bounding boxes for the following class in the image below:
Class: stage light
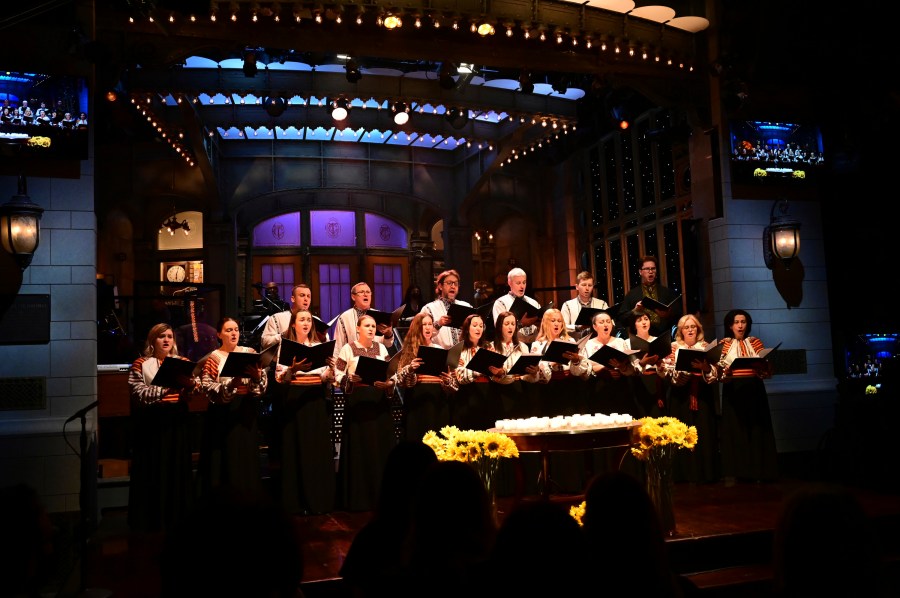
[345,59,362,83]
[392,102,409,125]
[763,199,801,270]
[242,51,258,78]
[518,70,534,94]
[263,96,287,117]
[331,97,350,121]
[445,107,469,129]
[438,62,456,90]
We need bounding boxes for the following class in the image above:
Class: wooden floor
[51,454,900,598]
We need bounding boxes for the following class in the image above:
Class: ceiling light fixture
[331,97,350,121]
[392,102,409,125]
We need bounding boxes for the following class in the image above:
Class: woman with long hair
[625,309,667,418]
[394,312,456,442]
[127,322,199,531]
[488,310,540,420]
[272,308,336,514]
[452,313,495,429]
[198,316,268,501]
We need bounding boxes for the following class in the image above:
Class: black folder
[541,340,580,364]
[639,294,682,312]
[416,345,452,377]
[279,338,336,370]
[673,340,720,372]
[506,354,542,376]
[628,332,673,360]
[464,348,508,376]
[312,316,330,336]
[574,306,608,327]
[447,303,477,329]
[366,309,393,328]
[219,348,274,378]
[149,357,198,388]
[354,355,390,385]
[729,342,781,370]
[508,296,545,322]
[477,302,498,336]
[588,344,642,368]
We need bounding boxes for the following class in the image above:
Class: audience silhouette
[582,471,687,597]
[339,440,438,598]
[773,485,883,597]
[0,483,56,598]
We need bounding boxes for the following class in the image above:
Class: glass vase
[646,445,676,536]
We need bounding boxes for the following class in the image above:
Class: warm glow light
[384,14,401,28]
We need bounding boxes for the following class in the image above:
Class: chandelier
[159,210,190,236]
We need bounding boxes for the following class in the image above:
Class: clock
[166,264,186,283]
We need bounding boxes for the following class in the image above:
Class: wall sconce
[0,175,44,270]
[763,198,800,270]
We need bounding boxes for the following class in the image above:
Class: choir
[127,267,779,519]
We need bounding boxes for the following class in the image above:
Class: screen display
[0,71,89,161]
[729,120,825,186]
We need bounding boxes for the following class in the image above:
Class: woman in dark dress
[272,309,336,514]
[394,312,457,442]
[198,317,268,501]
[658,314,720,484]
[452,313,494,430]
[625,310,667,418]
[333,314,396,511]
[127,323,199,531]
[717,309,778,484]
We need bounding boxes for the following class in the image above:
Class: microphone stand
[65,402,112,597]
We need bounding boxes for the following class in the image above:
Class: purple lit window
[261,264,295,305]
[374,264,403,312]
[365,213,408,249]
[310,211,356,247]
[318,263,351,323]
[253,213,301,247]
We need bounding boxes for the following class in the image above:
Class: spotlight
[263,96,287,117]
[392,102,409,125]
[445,107,469,129]
[345,59,362,83]
[331,97,350,121]
[438,62,456,90]
[518,70,534,94]
[242,50,258,78]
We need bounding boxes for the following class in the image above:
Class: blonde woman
[658,314,719,484]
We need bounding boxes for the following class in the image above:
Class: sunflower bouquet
[630,416,698,460]
[423,426,519,497]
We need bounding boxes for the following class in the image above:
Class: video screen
[729,120,825,185]
[0,70,89,161]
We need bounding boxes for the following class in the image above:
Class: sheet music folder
[355,355,390,385]
[279,338,336,370]
[416,345,451,377]
[541,340,579,364]
[465,348,507,376]
[219,346,277,378]
[729,342,782,370]
[149,357,198,388]
[673,340,720,372]
[639,294,682,312]
[628,332,672,360]
[366,309,393,328]
[506,354,542,376]
[588,344,642,367]
[447,303,477,329]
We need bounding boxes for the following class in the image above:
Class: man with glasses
[620,256,681,337]
[421,269,473,349]
[332,282,394,355]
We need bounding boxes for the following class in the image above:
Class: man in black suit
[619,255,681,337]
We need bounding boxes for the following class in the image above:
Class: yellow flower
[569,500,586,527]
[753,168,767,177]
[422,428,520,463]
[792,170,806,179]
[865,385,878,395]
[629,416,698,461]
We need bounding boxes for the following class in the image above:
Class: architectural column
[410,235,434,298]
[443,225,475,292]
